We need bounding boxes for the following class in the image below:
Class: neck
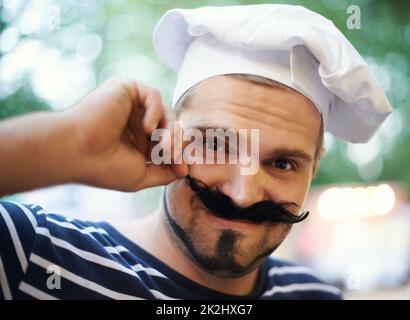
[130,209,261,296]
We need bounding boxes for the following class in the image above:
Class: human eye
[205,137,226,153]
[271,158,297,171]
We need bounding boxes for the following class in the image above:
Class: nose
[219,167,265,208]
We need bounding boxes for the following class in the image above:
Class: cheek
[166,179,196,226]
[264,172,312,206]
[291,179,310,204]
[264,224,292,247]
[275,223,292,237]
[293,176,312,206]
[165,179,223,251]
[188,163,236,184]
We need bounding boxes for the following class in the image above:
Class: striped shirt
[0,200,342,300]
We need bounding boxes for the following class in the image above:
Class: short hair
[174,74,324,176]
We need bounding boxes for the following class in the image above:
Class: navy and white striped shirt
[0,200,342,300]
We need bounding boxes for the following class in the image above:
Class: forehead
[178,76,322,157]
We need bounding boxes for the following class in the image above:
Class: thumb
[119,144,179,190]
[139,163,179,189]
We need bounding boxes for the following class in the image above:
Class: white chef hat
[153,4,392,143]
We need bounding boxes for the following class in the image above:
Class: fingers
[157,106,175,159]
[125,79,189,173]
[171,163,189,178]
[131,83,188,171]
[92,78,165,134]
[150,102,188,175]
[140,163,179,189]
[115,78,189,186]
[140,87,165,134]
[113,143,179,191]
[169,119,189,177]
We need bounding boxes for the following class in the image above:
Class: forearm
[0,111,84,196]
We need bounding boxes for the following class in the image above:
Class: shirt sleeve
[0,200,40,300]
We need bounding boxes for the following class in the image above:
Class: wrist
[55,109,91,185]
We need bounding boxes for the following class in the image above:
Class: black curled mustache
[187,176,309,224]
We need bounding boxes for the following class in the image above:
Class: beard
[163,185,288,278]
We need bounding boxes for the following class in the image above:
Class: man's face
[163,75,322,278]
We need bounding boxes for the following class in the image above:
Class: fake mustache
[187,176,309,224]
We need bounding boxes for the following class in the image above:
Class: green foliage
[0,83,51,119]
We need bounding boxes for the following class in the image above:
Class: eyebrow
[186,125,233,133]
[265,147,313,163]
[186,125,313,163]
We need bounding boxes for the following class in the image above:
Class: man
[0,5,391,299]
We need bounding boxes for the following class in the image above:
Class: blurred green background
[1,0,409,191]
